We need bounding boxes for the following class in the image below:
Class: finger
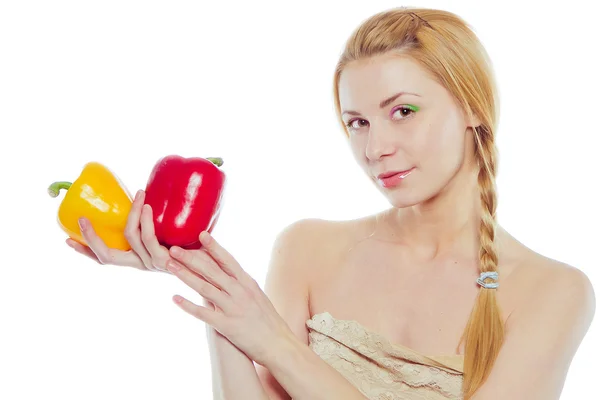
[169,246,238,295]
[167,260,232,313]
[172,294,223,328]
[66,238,99,261]
[201,296,218,312]
[140,204,172,272]
[123,190,155,271]
[198,232,250,284]
[78,217,145,270]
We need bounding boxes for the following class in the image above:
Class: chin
[379,188,423,209]
[380,181,444,209]
[387,196,423,209]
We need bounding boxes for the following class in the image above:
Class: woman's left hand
[166,231,296,367]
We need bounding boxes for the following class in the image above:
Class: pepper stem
[48,181,72,198]
[206,157,224,167]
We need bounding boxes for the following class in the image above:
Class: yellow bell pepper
[48,161,133,251]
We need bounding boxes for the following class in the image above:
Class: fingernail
[200,231,211,244]
[78,218,87,230]
[167,260,181,272]
[171,246,183,257]
[135,190,142,201]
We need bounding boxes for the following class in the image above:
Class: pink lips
[377,169,413,180]
[377,168,414,188]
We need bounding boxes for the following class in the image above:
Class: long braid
[460,125,506,399]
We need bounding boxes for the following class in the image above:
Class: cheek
[416,124,465,177]
[349,138,368,165]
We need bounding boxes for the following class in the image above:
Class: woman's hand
[166,232,296,367]
[66,190,175,273]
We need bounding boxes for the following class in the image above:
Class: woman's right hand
[66,190,175,273]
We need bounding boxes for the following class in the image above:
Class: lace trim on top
[305,311,464,400]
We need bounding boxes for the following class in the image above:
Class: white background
[1,0,598,399]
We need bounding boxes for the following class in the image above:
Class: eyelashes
[345,119,368,130]
[393,104,420,117]
[345,104,420,131]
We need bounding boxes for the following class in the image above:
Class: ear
[468,113,482,129]
[464,108,482,129]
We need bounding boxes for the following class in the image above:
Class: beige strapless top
[306,311,464,400]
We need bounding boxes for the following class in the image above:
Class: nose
[365,122,397,161]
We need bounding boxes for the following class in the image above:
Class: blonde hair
[332,7,504,399]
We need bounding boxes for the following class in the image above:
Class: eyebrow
[341,91,421,116]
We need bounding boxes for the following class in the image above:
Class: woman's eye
[391,105,419,120]
[346,118,369,131]
[345,105,419,132]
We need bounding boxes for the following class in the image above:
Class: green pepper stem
[206,157,224,167]
[48,181,72,198]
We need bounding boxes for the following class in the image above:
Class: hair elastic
[477,271,499,289]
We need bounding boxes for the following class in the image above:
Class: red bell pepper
[144,155,226,249]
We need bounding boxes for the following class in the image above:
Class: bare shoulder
[473,246,596,399]
[269,216,363,276]
[507,241,596,337]
[271,217,341,246]
[264,217,340,304]
[269,217,346,269]
[255,217,353,399]
[513,249,595,324]
[497,228,594,319]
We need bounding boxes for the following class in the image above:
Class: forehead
[338,54,436,110]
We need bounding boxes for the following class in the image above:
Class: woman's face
[338,54,480,208]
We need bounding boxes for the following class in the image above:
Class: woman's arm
[257,219,368,400]
[206,326,269,400]
[471,264,595,400]
[262,333,369,400]
[210,218,368,400]
[207,329,369,400]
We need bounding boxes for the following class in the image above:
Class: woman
[67,7,595,400]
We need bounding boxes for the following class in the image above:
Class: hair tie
[477,271,499,289]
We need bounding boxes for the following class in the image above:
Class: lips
[377,168,414,188]
[377,168,414,180]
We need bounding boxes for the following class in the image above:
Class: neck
[382,166,485,262]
